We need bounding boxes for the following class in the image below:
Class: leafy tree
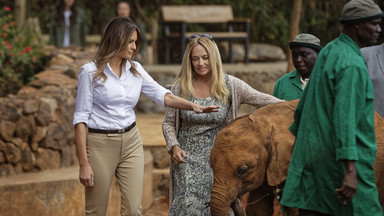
[3,0,384,58]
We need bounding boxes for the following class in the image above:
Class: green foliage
[24,0,354,49]
[299,0,346,46]
[135,0,292,50]
[244,0,291,49]
[5,0,383,61]
[0,5,43,96]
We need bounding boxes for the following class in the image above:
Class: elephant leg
[281,205,299,216]
[245,185,275,216]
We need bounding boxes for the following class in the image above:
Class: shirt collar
[289,70,304,90]
[299,74,309,89]
[105,63,115,77]
[125,60,132,69]
[105,60,132,79]
[288,70,299,78]
[339,33,362,57]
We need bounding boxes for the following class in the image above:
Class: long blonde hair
[93,16,142,82]
[173,36,229,104]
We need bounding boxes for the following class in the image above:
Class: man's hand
[336,160,357,204]
[171,145,187,165]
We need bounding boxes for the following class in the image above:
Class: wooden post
[151,18,158,65]
[132,0,159,64]
[287,0,303,73]
[15,0,26,29]
[27,17,44,45]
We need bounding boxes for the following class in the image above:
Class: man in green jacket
[281,0,384,215]
[273,34,322,100]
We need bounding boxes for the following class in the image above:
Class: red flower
[10,53,14,57]
[2,33,7,38]
[4,41,9,45]
[4,6,11,11]
[9,22,16,27]
[19,51,23,56]
[32,56,37,61]
[24,46,31,52]
[2,25,7,30]
[17,38,22,42]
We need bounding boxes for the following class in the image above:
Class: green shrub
[26,0,349,49]
[0,5,43,97]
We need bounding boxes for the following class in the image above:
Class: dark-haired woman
[50,0,86,48]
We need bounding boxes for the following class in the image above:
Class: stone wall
[0,46,94,177]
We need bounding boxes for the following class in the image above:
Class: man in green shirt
[273,34,322,100]
[280,0,384,215]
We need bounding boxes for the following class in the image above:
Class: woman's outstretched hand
[193,105,220,113]
[164,94,220,113]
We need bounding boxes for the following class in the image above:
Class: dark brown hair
[93,16,142,82]
[54,0,78,25]
[115,1,137,21]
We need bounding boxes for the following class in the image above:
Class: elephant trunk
[210,175,243,216]
[210,186,232,216]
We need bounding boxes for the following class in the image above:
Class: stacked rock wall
[0,47,94,176]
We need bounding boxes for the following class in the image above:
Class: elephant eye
[237,165,249,176]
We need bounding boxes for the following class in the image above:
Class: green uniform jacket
[280,33,381,215]
[273,70,303,100]
[50,8,86,48]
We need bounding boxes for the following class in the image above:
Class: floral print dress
[168,77,231,216]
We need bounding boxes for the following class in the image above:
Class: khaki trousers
[85,126,143,216]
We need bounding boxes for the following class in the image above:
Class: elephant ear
[250,100,298,186]
[266,123,295,186]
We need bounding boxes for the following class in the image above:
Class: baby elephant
[210,100,384,216]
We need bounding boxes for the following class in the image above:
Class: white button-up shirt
[73,60,170,130]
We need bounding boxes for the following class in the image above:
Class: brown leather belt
[88,122,136,134]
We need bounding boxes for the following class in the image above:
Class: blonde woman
[73,18,218,216]
[163,34,283,215]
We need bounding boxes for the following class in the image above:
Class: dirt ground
[142,196,169,216]
[142,196,284,216]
